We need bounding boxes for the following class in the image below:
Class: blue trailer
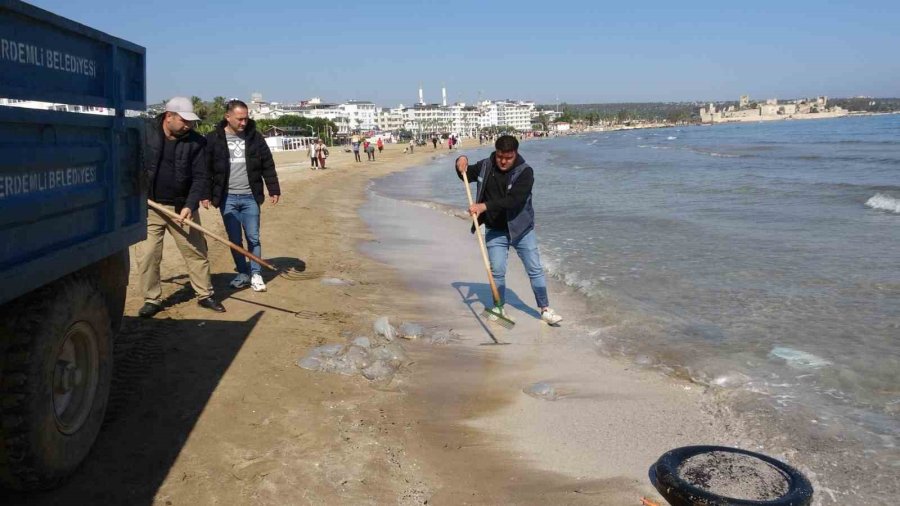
[0,0,145,489]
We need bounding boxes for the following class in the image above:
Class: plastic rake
[147,200,320,281]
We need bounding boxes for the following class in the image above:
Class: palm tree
[190,96,209,121]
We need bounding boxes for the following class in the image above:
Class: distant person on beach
[137,96,225,317]
[376,137,384,153]
[408,139,414,154]
[455,134,563,325]
[207,99,281,292]
[448,136,453,150]
[366,142,376,161]
[351,137,361,162]
[432,135,438,149]
[307,141,318,169]
[316,139,328,169]
[364,139,372,160]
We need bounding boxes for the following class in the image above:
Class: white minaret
[418,84,424,105]
[442,85,447,107]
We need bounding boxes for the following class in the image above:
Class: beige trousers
[137,205,213,304]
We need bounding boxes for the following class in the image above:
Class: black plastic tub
[649,445,813,506]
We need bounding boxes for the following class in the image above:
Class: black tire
[0,276,113,490]
[91,251,129,335]
[649,445,813,506]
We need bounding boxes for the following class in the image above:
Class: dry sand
[2,138,750,505]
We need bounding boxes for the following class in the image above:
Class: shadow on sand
[0,312,263,505]
[451,280,541,319]
[451,281,540,345]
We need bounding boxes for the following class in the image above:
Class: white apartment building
[447,103,480,137]
[533,109,563,122]
[376,106,405,132]
[260,99,375,134]
[289,103,351,134]
[497,100,535,131]
[248,97,285,120]
[340,101,377,131]
[404,103,451,135]
[243,89,536,136]
[478,101,499,129]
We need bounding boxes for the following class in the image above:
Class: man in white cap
[137,96,226,317]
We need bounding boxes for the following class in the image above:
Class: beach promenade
[2,140,749,505]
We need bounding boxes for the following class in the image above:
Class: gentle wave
[865,193,900,213]
[689,148,743,158]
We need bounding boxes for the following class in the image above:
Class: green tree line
[151,96,338,143]
[545,102,700,125]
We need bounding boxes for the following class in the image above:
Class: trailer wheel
[0,276,113,490]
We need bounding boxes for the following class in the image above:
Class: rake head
[278,269,323,281]
[481,305,515,329]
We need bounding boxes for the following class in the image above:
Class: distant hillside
[538,98,900,124]
[827,97,900,113]
[537,102,701,124]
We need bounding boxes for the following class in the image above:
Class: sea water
[369,115,900,502]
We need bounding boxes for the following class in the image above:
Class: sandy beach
[3,139,758,505]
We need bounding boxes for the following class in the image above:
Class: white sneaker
[250,273,267,292]
[541,308,563,325]
[229,273,250,288]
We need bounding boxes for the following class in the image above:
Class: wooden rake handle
[461,172,502,306]
[147,199,278,272]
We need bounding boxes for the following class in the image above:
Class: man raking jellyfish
[455,135,563,326]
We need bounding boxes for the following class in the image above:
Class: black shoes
[138,302,162,318]
[140,299,224,316]
[197,297,226,313]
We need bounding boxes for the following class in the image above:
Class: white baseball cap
[164,96,200,121]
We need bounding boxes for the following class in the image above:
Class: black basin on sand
[649,445,813,506]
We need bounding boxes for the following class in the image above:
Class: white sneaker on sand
[230,273,250,288]
[541,308,563,325]
[251,273,267,292]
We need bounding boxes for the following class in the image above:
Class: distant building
[341,101,377,131]
[760,103,779,116]
[701,94,846,124]
[241,85,537,137]
[496,100,535,131]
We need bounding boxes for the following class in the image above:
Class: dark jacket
[144,114,209,212]
[206,119,280,207]
[456,153,536,243]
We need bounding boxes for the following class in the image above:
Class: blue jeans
[220,193,261,275]
[485,228,549,308]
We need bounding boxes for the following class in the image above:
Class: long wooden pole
[147,200,278,272]
[461,172,502,306]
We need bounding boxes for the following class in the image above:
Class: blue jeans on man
[220,193,261,275]
[485,227,549,309]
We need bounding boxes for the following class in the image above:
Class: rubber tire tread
[649,445,813,506]
[0,275,113,491]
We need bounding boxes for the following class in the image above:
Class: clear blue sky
[29,0,900,106]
